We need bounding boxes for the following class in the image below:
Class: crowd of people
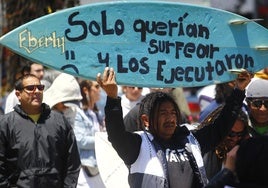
[0,62,268,188]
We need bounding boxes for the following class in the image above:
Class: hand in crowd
[224,145,239,172]
[96,67,118,99]
[235,71,253,90]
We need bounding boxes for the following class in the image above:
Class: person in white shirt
[120,86,144,117]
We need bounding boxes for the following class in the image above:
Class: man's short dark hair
[14,74,39,91]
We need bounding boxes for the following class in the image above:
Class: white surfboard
[1,1,268,87]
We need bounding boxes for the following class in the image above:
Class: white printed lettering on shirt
[166,148,189,163]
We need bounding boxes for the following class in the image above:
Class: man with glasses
[4,62,46,114]
[246,78,268,136]
[0,74,81,187]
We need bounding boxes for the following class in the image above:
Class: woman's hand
[224,145,239,172]
[96,67,118,99]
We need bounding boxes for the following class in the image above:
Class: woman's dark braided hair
[138,91,182,134]
[215,109,249,159]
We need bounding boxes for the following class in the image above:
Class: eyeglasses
[228,130,247,138]
[249,99,268,109]
[23,84,45,92]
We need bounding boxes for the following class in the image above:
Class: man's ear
[141,114,149,128]
[15,90,21,101]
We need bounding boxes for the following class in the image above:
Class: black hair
[20,61,44,75]
[138,91,182,133]
[20,61,32,75]
[214,109,249,159]
[14,74,39,91]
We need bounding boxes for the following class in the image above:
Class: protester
[44,74,105,187]
[5,62,45,113]
[43,72,82,126]
[0,74,81,187]
[206,136,268,188]
[120,86,144,117]
[202,108,250,180]
[74,79,105,188]
[78,80,105,130]
[96,67,251,188]
[245,78,268,136]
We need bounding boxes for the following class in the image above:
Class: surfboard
[1,1,268,87]
[95,132,129,188]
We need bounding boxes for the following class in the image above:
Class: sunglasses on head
[249,99,268,109]
[23,84,45,92]
[228,130,247,138]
